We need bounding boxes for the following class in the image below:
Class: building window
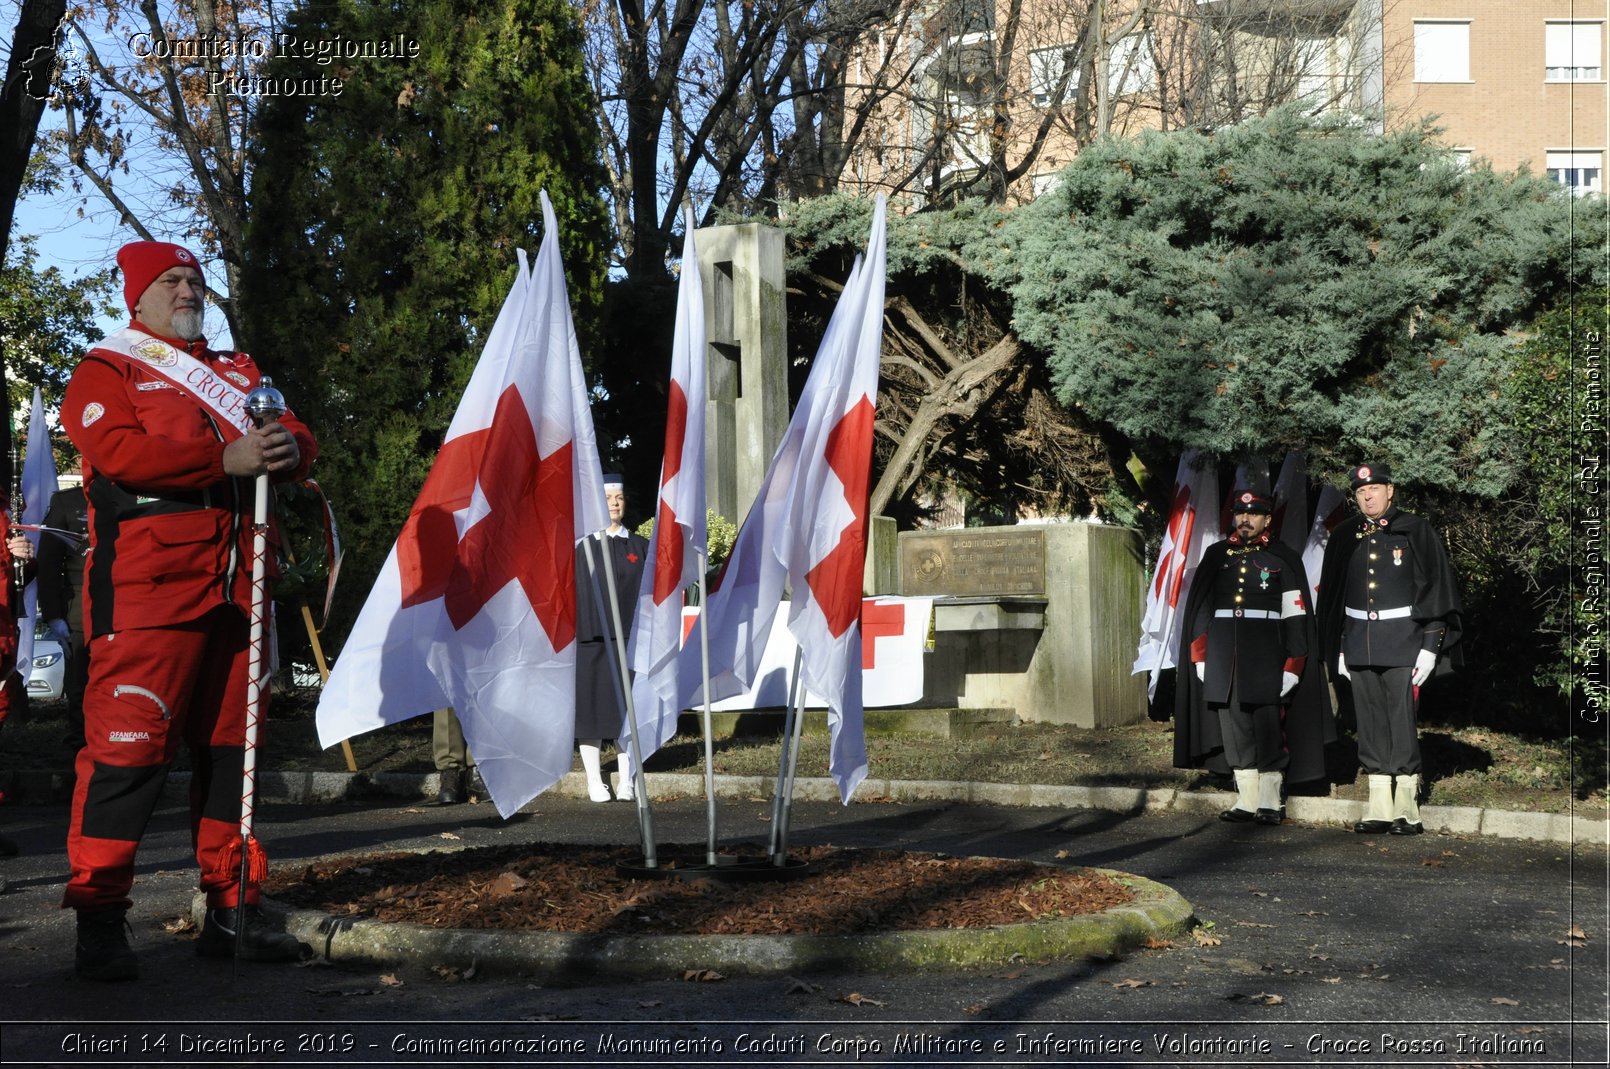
[1030,44,1078,107]
[1294,36,1334,106]
[1546,22,1603,82]
[1546,151,1604,196]
[1450,148,1472,170]
[1109,33,1156,95]
[1414,21,1470,82]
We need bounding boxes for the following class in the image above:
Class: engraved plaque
[900,528,1047,596]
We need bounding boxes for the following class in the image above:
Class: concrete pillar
[864,516,898,594]
[697,223,788,523]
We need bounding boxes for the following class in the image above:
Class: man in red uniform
[61,241,319,981]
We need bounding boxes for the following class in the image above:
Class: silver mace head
[245,377,287,427]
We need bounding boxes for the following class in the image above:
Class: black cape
[1316,506,1464,677]
[1172,538,1336,783]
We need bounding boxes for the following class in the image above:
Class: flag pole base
[615,854,812,883]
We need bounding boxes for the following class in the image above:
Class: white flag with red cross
[1132,450,1221,700]
[623,215,708,775]
[317,191,608,818]
[681,196,887,803]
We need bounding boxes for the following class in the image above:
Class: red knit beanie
[117,241,201,315]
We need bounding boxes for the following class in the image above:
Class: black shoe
[0,833,18,857]
[196,906,309,962]
[1255,808,1283,826]
[75,908,139,982]
[436,769,465,806]
[467,767,487,798]
[1353,819,1393,833]
[1389,819,1424,836]
[1219,807,1257,823]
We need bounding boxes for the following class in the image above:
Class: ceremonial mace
[234,377,286,965]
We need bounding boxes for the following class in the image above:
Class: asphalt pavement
[0,785,1605,1067]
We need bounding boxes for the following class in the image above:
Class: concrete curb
[6,768,1604,847]
[356,771,1609,847]
[194,869,1195,978]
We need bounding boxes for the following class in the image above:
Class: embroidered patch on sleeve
[81,402,105,427]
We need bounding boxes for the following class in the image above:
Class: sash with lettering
[90,327,256,439]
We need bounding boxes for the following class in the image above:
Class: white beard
[170,308,204,341]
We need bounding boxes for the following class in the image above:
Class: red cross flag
[680,196,887,803]
[1132,450,1220,700]
[317,192,608,817]
[623,215,708,776]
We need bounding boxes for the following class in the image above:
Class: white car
[26,631,66,703]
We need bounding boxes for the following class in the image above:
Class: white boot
[1220,769,1260,822]
[578,740,611,802]
[615,753,636,802]
[1256,771,1284,825]
[1355,773,1393,832]
[1391,774,1423,834]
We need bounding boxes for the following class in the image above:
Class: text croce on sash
[92,327,256,439]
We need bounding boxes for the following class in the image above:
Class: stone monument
[899,523,1148,728]
[696,223,789,524]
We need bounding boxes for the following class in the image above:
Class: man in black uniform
[1175,490,1333,824]
[574,476,649,801]
[1318,463,1462,835]
[38,486,90,753]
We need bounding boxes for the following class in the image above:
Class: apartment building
[1389,1,1606,195]
[841,0,1602,205]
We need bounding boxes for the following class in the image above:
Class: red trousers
[63,605,266,911]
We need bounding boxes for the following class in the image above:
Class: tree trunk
[0,0,68,474]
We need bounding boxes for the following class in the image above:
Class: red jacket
[63,323,318,638]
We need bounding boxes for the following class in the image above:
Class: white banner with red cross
[679,595,932,710]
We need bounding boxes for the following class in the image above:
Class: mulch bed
[264,843,1134,937]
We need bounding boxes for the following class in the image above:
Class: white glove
[1336,655,1350,681]
[1194,662,1205,682]
[1280,671,1299,697]
[1411,648,1437,687]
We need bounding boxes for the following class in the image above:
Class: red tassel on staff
[219,834,270,885]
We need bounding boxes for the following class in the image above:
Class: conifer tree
[240,0,608,648]
[1003,109,1604,493]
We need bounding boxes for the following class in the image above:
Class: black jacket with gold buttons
[1317,506,1463,672]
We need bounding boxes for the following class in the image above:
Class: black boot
[436,768,465,805]
[197,905,309,962]
[75,908,139,982]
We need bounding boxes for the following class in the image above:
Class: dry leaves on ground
[265,843,1134,936]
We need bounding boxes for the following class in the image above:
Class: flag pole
[583,535,657,868]
[278,536,356,772]
[768,645,806,865]
[696,550,717,865]
[234,379,286,971]
[774,644,811,866]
